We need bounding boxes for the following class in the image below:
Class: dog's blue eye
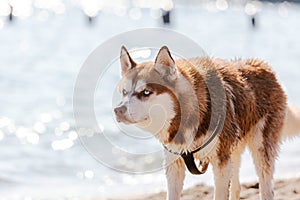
[135,89,152,99]
[122,89,128,96]
[143,89,151,96]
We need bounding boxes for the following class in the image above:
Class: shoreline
[112,177,300,200]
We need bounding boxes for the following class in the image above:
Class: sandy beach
[116,178,300,200]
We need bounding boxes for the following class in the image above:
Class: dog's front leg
[165,153,186,200]
[211,158,232,200]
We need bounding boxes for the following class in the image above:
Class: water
[0,2,300,199]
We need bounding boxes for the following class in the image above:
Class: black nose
[114,105,127,115]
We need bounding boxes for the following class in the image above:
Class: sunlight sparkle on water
[78,128,95,137]
[40,113,52,123]
[0,117,16,134]
[51,139,74,150]
[80,0,103,17]
[0,117,12,128]
[51,110,62,119]
[60,121,70,132]
[84,170,94,179]
[15,126,39,144]
[55,127,63,136]
[0,19,4,30]
[7,123,16,134]
[216,0,228,11]
[245,1,262,16]
[0,130,4,141]
[16,127,30,139]
[245,3,257,16]
[103,176,114,186]
[26,132,39,144]
[122,174,138,185]
[33,122,45,134]
[160,0,173,11]
[34,0,65,14]
[0,2,11,16]
[53,3,65,14]
[68,131,78,140]
[10,0,33,18]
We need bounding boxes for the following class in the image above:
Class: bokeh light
[216,0,228,11]
[0,130,4,141]
[51,138,74,150]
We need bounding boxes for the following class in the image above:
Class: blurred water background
[0,0,300,199]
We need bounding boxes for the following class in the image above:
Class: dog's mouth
[116,117,133,124]
[115,115,149,125]
[115,115,137,125]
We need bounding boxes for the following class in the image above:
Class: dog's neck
[138,73,210,154]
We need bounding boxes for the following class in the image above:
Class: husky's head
[114,46,179,134]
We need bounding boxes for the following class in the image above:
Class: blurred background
[0,0,300,199]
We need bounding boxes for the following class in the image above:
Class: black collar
[163,115,223,175]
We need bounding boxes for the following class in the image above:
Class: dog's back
[219,58,287,137]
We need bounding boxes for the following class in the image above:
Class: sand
[115,178,300,200]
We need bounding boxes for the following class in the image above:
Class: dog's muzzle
[114,105,133,124]
[114,105,127,116]
[114,105,127,122]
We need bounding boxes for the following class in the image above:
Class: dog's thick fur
[114,46,300,200]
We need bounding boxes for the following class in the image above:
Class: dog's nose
[114,105,127,116]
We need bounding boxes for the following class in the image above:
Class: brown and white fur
[114,46,300,200]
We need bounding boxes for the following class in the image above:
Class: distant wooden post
[8,4,13,22]
[251,14,257,28]
[162,11,170,24]
[88,16,93,23]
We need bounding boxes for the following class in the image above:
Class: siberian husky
[114,46,300,200]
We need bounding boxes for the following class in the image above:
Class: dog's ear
[120,46,137,76]
[154,46,177,80]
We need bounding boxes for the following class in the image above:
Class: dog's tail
[281,105,300,138]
